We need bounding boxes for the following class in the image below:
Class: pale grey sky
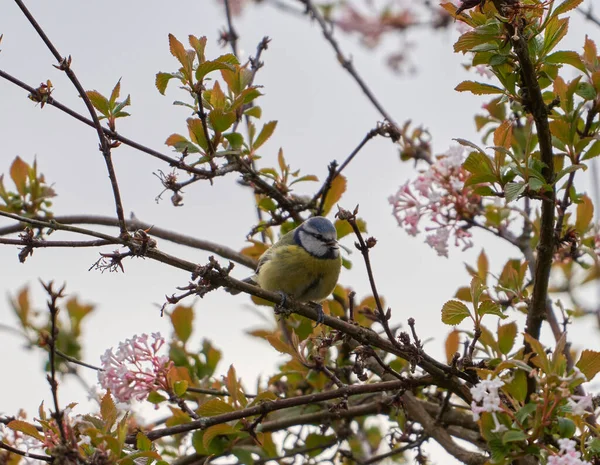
[0,1,598,460]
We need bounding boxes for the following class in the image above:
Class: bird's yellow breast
[256,244,342,302]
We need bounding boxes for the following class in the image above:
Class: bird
[227,216,342,324]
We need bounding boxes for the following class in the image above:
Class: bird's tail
[224,276,257,295]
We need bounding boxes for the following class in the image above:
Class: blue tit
[228,217,342,323]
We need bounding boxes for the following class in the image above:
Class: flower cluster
[389,146,481,257]
[98,332,173,403]
[470,376,505,422]
[547,438,591,465]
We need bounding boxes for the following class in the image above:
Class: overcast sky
[0,0,598,460]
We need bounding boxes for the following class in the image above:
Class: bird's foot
[309,302,325,326]
[274,292,293,318]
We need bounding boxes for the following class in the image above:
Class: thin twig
[254,438,338,464]
[223,0,240,57]
[0,213,256,269]
[0,441,51,462]
[127,380,408,443]
[577,5,600,28]
[41,280,67,443]
[13,0,128,236]
[362,436,429,465]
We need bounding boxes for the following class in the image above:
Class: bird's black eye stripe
[311,232,325,241]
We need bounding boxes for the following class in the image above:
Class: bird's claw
[274,292,292,318]
[312,303,325,327]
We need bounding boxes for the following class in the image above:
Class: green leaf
[552,0,584,17]
[187,118,209,151]
[478,300,506,319]
[455,81,504,95]
[515,402,537,423]
[543,17,569,55]
[253,121,277,150]
[136,432,153,451]
[9,156,29,195]
[100,391,118,428]
[321,175,347,216]
[155,72,177,95]
[165,134,201,154]
[174,380,189,397]
[109,79,121,106]
[169,33,191,79]
[575,195,593,234]
[170,305,194,343]
[196,60,236,82]
[86,90,110,117]
[147,391,167,404]
[224,132,244,149]
[497,321,517,355]
[7,420,44,441]
[576,82,596,100]
[502,430,527,444]
[209,109,237,132]
[244,106,262,118]
[454,138,486,154]
[557,418,576,438]
[202,424,239,450]
[582,139,600,161]
[464,151,494,174]
[304,433,336,457]
[198,398,236,416]
[556,163,586,182]
[576,350,600,381]
[290,174,319,186]
[258,197,277,212]
[545,51,586,72]
[504,182,526,203]
[441,300,471,325]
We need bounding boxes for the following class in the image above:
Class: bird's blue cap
[303,217,336,235]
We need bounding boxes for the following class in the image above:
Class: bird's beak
[327,240,339,248]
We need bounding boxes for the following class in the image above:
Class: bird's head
[295,217,339,259]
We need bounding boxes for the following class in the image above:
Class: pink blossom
[474,65,493,79]
[547,438,590,465]
[337,6,386,47]
[98,333,173,403]
[389,146,481,256]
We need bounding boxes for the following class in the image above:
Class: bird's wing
[255,228,297,274]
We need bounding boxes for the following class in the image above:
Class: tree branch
[0,214,256,269]
[13,0,128,236]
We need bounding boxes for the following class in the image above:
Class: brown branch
[258,397,395,433]
[0,237,111,248]
[507,10,556,341]
[362,436,429,465]
[402,392,487,465]
[126,380,409,443]
[0,441,51,462]
[41,280,67,443]
[254,438,339,464]
[0,214,257,269]
[13,0,128,237]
